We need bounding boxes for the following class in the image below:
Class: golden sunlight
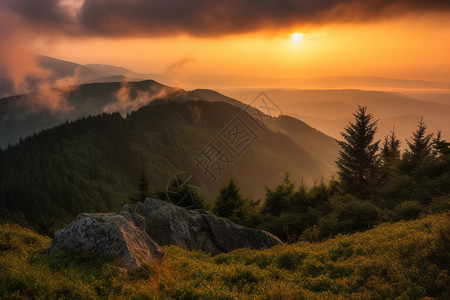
[291,32,304,44]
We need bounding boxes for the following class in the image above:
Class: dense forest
[0,100,337,234]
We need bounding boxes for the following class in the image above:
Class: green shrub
[318,200,380,238]
[392,200,423,220]
[429,195,450,213]
[275,250,306,270]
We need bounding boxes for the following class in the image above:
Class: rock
[47,211,163,268]
[48,197,282,267]
[135,198,282,255]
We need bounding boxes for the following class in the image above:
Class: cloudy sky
[1,0,450,87]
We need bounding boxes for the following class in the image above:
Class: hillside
[0,214,448,299]
[0,56,102,99]
[0,56,161,99]
[225,89,450,143]
[0,80,179,148]
[0,80,297,148]
[0,99,338,233]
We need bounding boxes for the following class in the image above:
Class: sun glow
[291,32,304,44]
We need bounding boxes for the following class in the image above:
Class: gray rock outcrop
[47,198,282,268]
[135,198,282,255]
[47,211,163,268]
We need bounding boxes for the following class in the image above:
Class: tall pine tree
[432,131,450,157]
[404,117,433,167]
[378,129,401,183]
[336,106,380,196]
[214,178,259,227]
[214,178,245,219]
[381,129,401,167]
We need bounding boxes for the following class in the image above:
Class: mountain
[85,75,144,83]
[83,64,159,81]
[84,64,137,77]
[0,56,158,99]
[0,80,179,148]
[406,91,450,106]
[36,56,101,81]
[298,76,449,89]
[224,89,450,144]
[0,96,338,233]
[0,56,102,99]
[0,80,272,148]
[264,115,338,172]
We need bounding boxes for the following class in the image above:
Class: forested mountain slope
[0,100,338,233]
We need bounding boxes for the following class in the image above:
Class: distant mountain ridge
[0,80,178,147]
[0,56,155,99]
[1,55,447,100]
[0,78,339,179]
[225,89,450,144]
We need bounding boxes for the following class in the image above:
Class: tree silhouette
[214,178,245,219]
[156,175,208,209]
[336,106,380,196]
[404,117,433,166]
[432,131,450,157]
[381,129,401,168]
[261,173,296,216]
[214,178,260,227]
[130,167,149,203]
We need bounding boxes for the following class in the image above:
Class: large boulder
[47,211,163,268]
[135,198,282,255]
[47,198,282,268]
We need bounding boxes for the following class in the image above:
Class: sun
[291,32,304,44]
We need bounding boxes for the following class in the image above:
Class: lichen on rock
[47,211,163,268]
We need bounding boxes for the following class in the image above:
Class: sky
[1,0,450,91]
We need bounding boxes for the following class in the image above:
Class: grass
[0,214,448,299]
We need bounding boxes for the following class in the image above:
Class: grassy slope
[0,214,448,299]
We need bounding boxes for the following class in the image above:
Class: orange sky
[1,0,450,91]
[37,15,450,83]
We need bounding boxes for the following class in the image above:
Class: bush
[429,195,450,213]
[276,250,307,270]
[392,200,423,221]
[318,200,380,238]
[260,212,307,242]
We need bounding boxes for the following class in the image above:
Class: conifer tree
[214,178,245,219]
[156,175,208,209]
[336,106,380,196]
[431,131,450,157]
[214,178,260,227]
[137,168,149,200]
[381,129,401,167]
[261,173,296,216]
[405,117,433,164]
[130,167,149,203]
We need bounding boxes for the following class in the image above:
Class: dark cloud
[1,0,450,38]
